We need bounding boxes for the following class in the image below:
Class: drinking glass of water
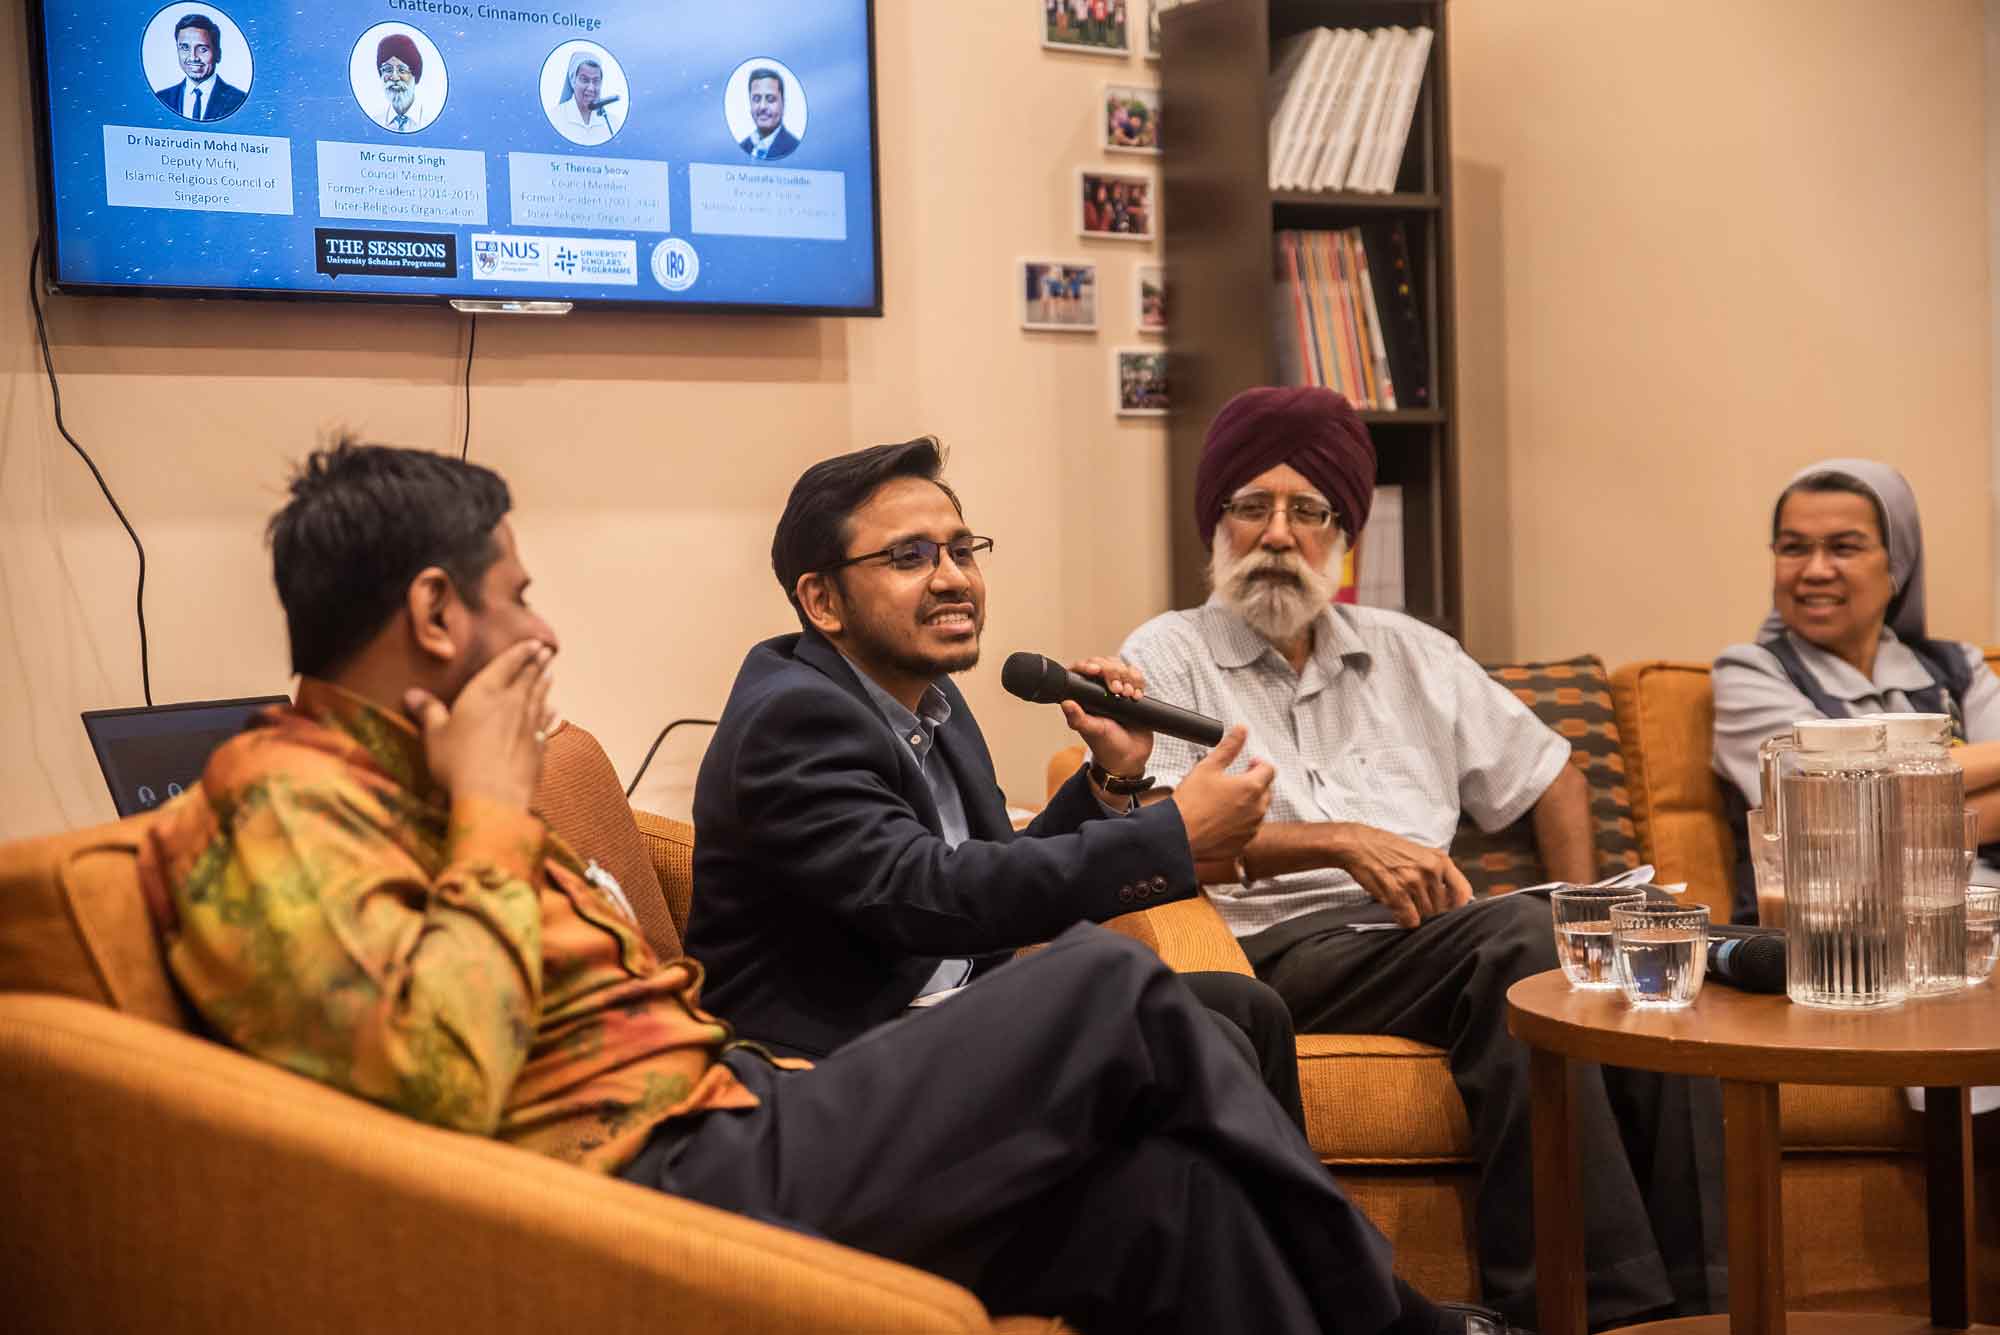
[1611,903,1711,1010]
[1967,886,2000,985]
[1551,886,1648,990]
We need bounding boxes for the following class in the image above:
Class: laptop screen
[81,696,290,818]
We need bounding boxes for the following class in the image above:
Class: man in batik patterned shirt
[137,439,1515,1335]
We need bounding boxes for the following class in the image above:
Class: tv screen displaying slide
[28,0,881,314]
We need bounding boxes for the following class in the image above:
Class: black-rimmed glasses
[823,536,995,575]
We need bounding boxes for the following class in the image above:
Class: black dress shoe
[1436,1301,1535,1335]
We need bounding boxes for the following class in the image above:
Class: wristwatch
[1086,760,1156,796]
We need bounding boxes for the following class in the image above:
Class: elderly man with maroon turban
[371,30,434,134]
[1119,386,1726,1330]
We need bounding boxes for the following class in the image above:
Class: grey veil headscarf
[1756,458,1928,644]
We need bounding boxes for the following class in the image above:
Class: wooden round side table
[1506,970,2000,1335]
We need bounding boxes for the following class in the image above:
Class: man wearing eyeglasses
[685,437,1316,1114]
[1117,386,1726,1330]
[371,32,434,134]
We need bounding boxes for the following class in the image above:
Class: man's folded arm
[167,780,546,1136]
[731,695,1197,953]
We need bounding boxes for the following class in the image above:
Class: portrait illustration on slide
[143,5,252,123]
[350,22,448,134]
[540,41,628,146]
[723,57,808,162]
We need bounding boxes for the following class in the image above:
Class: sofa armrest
[0,994,1000,1335]
[633,808,695,943]
[1107,895,1255,977]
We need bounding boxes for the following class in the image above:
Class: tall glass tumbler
[1780,719,1904,1009]
[1872,714,1965,996]
[1967,886,2000,985]
[1551,886,1648,991]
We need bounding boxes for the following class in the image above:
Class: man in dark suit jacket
[736,66,801,160]
[154,13,247,122]
[688,436,1300,1114]
[686,436,1524,1335]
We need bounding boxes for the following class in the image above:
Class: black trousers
[1244,894,1729,1330]
[1179,968,1308,1135]
[623,925,1402,1335]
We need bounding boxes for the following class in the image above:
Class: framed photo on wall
[1078,167,1156,241]
[1135,264,1165,332]
[1042,0,1130,56]
[1103,83,1160,155]
[1143,0,1171,59]
[1114,347,1168,416]
[1020,259,1099,331]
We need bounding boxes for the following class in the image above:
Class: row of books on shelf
[1335,485,1404,611]
[1268,25,1434,194]
[1273,225,1429,411]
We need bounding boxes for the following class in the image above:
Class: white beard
[387,83,415,114]
[1209,535,1346,646]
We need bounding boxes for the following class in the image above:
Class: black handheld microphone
[1706,926,1787,994]
[1001,652,1226,747]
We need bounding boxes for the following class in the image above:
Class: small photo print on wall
[1104,83,1160,154]
[1114,347,1168,416]
[1144,0,1178,60]
[1135,265,1165,332]
[1043,0,1130,56]
[1021,259,1098,331]
[1079,168,1155,241]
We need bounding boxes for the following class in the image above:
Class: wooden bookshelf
[1159,0,1460,635]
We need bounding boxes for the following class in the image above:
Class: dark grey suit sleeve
[725,687,1197,955]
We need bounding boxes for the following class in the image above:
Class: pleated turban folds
[1194,386,1375,547]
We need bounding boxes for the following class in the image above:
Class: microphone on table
[1705,926,1787,994]
[1000,652,1226,747]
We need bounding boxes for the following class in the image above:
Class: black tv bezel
[25,0,884,318]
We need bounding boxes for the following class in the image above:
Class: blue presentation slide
[36,0,880,311]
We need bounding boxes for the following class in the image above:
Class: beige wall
[2,0,1993,840]
[1453,0,1992,665]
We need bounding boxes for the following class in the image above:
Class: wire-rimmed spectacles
[1219,493,1338,532]
[823,535,995,575]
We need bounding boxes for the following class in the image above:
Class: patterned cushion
[1452,655,1643,895]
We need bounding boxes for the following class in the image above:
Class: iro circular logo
[651,238,699,292]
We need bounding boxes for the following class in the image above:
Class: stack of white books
[1267,25,1435,194]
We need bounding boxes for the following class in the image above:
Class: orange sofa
[0,724,1068,1335]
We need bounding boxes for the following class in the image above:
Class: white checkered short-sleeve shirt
[1119,597,1571,937]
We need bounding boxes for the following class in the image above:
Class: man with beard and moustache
[1118,386,1729,1331]
[372,32,434,134]
[139,439,1494,1335]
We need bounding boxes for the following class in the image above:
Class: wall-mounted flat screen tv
[28,0,881,315]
